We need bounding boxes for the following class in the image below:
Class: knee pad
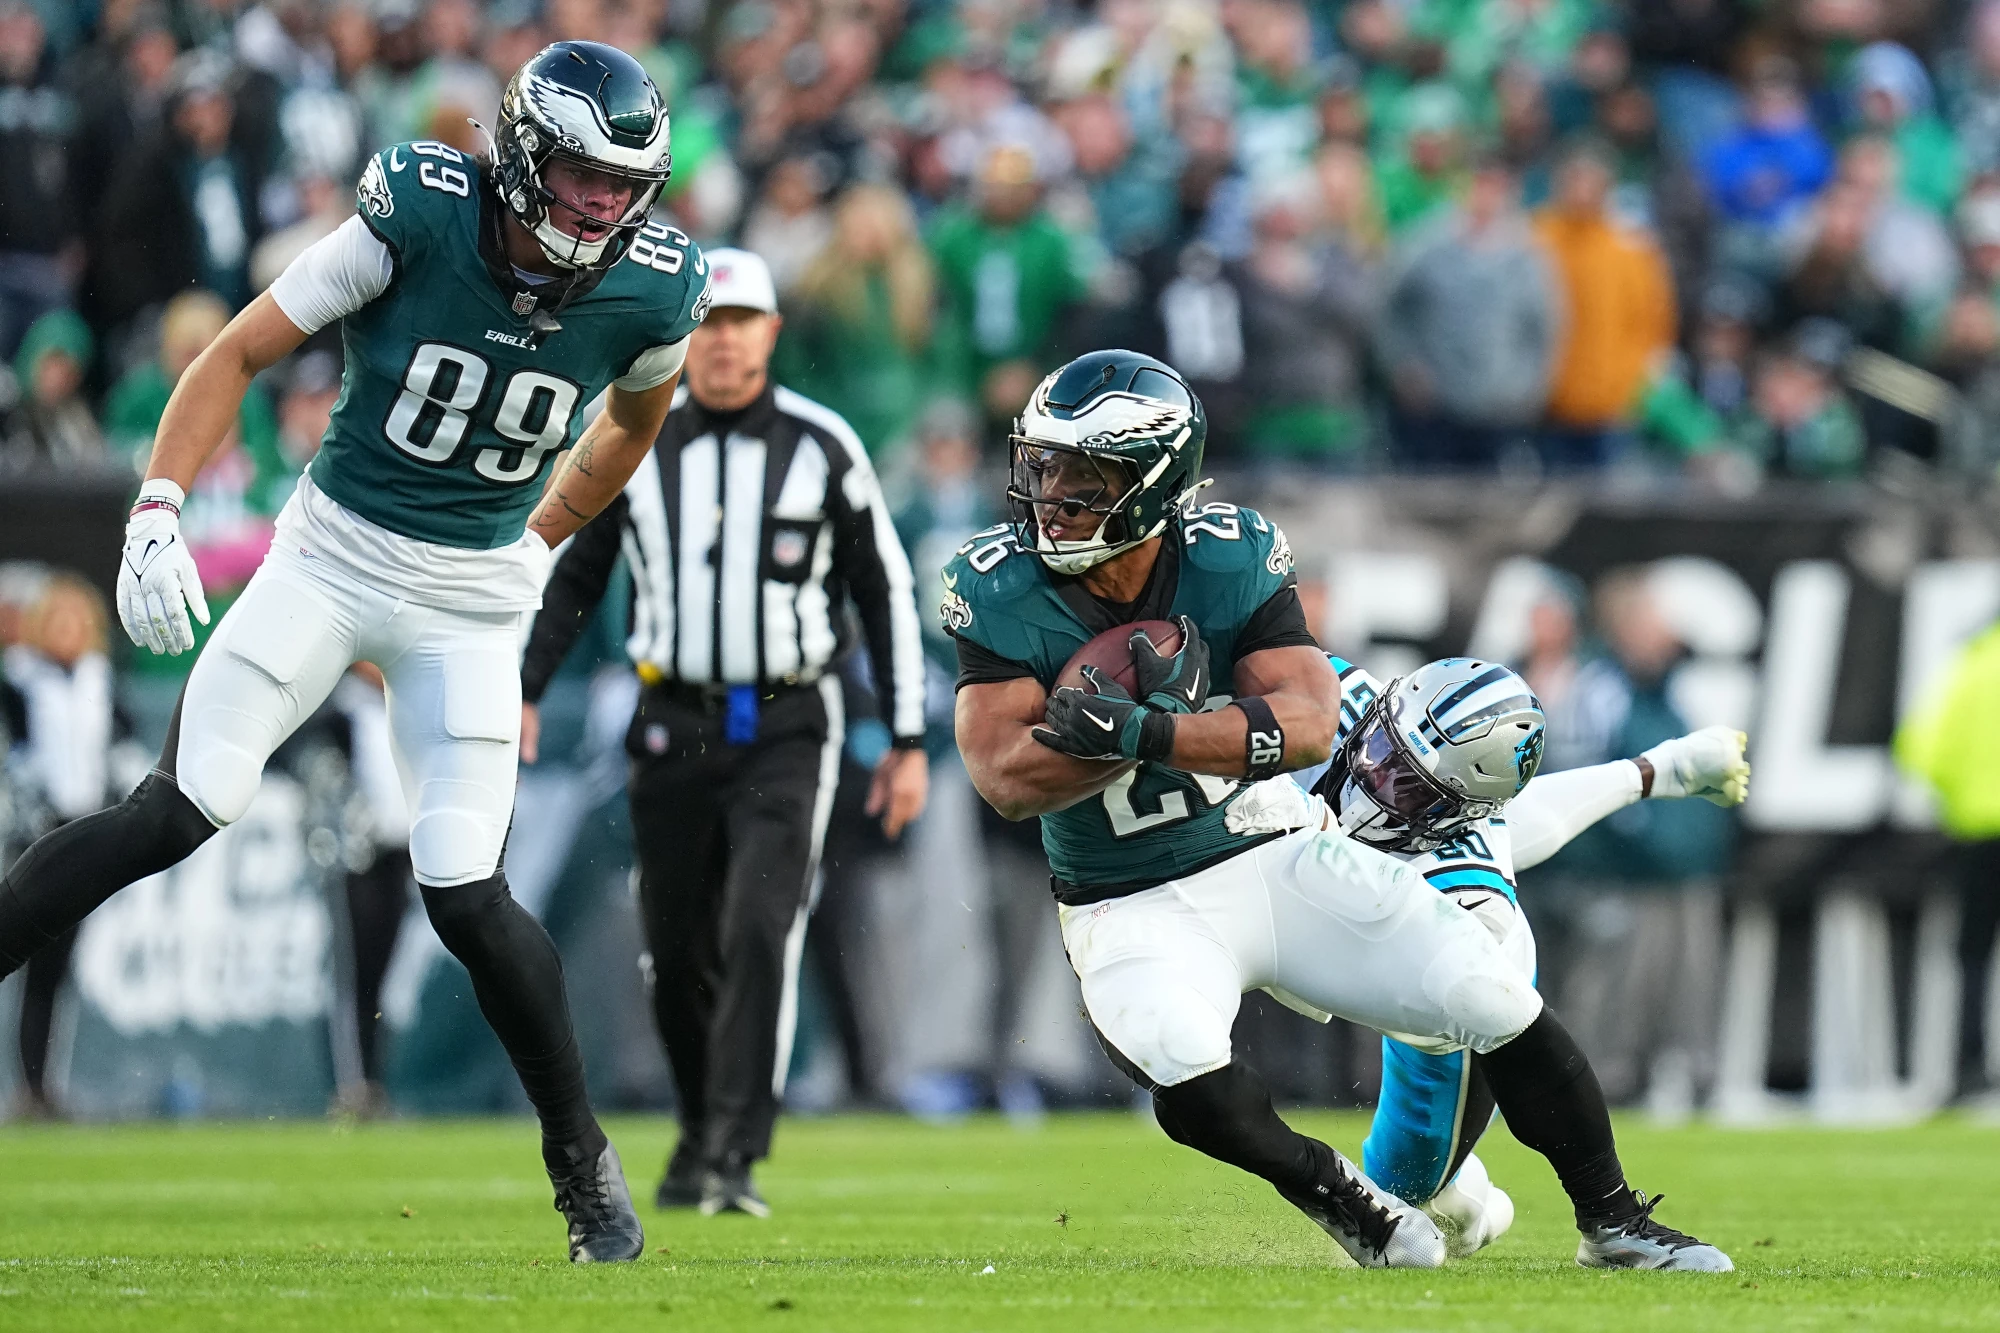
[409,780,510,887]
[1420,918,1543,1055]
[1086,962,1233,1090]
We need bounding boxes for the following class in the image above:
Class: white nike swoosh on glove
[1084,710,1115,731]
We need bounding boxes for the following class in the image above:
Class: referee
[520,249,929,1218]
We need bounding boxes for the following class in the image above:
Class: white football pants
[1058,827,1544,1088]
[174,544,525,887]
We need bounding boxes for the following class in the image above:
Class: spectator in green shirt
[1374,82,1472,234]
[1727,318,1868,479]
[927,144,1090,431]
[104,289,281,476]
[103,289,289,674]
[781,184,939,462]
[1851,41,1964,217]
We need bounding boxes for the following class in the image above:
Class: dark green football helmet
[1007,350,1208,574]
[494,41,672,271]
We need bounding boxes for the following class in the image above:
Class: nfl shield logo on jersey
[511,290,537,317]
[772,529,808,569]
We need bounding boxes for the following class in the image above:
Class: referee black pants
[626,679,843,1165]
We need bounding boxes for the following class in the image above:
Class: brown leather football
[1053,620,1181,696]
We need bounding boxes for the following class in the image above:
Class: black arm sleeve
[1236,579,1318,657]
[953,633,1038,691]
[520,492,629,704]
[826,435,928,744]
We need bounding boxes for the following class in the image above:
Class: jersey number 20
[385,342,581,484]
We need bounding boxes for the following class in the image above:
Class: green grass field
[0,1112,1996,1331]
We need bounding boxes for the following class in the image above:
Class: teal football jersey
[311,142,710,549]
[945,503,1301,890]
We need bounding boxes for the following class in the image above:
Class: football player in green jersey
[950,350,1459,1267]
[0,42,708,1263]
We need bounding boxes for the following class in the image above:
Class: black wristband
[1136,708,1177,764]
[1231,697,1285,780]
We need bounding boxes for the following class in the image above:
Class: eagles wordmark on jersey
[320,140,710,550]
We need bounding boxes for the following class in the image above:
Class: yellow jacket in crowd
[1897,622,2000,840]
[1532,210,1676,429]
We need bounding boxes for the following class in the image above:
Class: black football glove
[1131,616,1210,715]
[1033,666,1175,762]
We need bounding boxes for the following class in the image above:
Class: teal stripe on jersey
[1423,866,1515,895]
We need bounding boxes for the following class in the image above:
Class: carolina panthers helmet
[494,42,672,271]
[1336,659,1547,853]
[1006,350,1208,575]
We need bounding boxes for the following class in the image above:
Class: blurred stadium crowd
[10,0,2000,482]
[3,0,1999,1123]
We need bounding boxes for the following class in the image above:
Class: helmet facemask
[1336,690,1501,852]
[1006,438,1155,575]
[509,132,668,270]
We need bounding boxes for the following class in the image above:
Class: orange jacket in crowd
[1532,209,1676,429]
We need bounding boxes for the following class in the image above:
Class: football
[1053,620,1181,695]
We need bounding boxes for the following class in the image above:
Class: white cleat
[1424,1153,1515,1259]
[1284,1152,1447,1269]
[1575,1193,1733,1272]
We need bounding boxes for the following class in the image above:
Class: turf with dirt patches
[0,1111,1995,1331]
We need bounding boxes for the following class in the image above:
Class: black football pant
[0,693,604,1167]
[329,847,414,1087]
[627,681,840,1166]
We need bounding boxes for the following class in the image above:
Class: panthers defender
[0,42,708,1262]
[1225,657,1747,1270]
[950,350,1457,1267]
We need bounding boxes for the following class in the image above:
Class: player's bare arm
[958,674,1135,820]
[142,292,309,489]
[1164,644,1340,777]
[527,373,682,548]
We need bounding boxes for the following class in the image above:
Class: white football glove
[1223,777,1324,836]
[117,479,210,656]
[1640,725,1750,807]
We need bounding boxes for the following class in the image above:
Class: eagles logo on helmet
[492,41,674,272]
[1006,350,1209,575]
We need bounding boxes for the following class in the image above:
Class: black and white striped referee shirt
[520,382,927,745]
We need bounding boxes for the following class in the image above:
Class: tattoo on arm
[571,426,600,478]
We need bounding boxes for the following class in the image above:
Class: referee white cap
[702,248,779,314]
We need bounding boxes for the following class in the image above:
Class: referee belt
[636,663,818,712]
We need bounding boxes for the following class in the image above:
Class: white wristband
[134,478,187,511]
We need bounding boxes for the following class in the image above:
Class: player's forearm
[1163,689,1336,779]
[145,292,304,490]
[963,723,1132,819]
[1506,760,1643,870]
[528,409,651,548]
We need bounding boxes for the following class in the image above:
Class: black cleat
[699,1152,770,1218]
[1576,1193,1733,1271]
[654,1138,706,1210]
[549,1142,645,1263]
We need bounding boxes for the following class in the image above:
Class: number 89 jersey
[311,143,710,550]
[945,503,1312,896]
